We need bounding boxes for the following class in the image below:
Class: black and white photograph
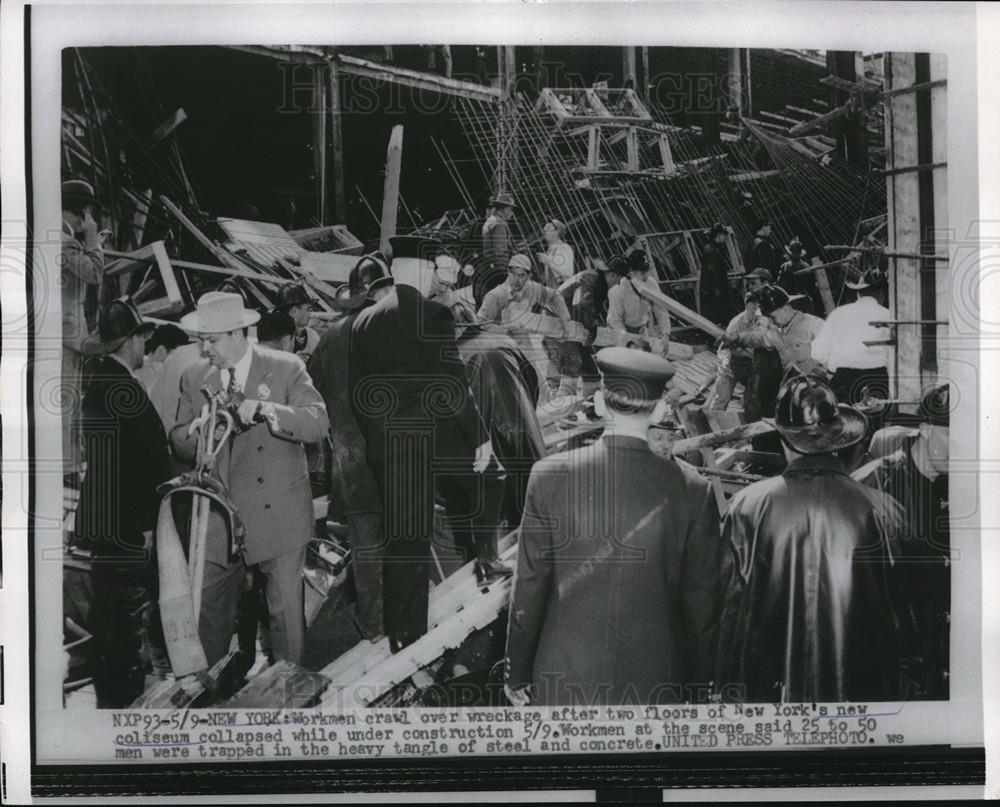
[1,0,994,801]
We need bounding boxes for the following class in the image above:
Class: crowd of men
[63,180,950,708]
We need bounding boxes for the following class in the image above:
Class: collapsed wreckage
[61,44,948,709]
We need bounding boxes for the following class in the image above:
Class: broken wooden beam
[670,420,776,455]
[788,98,857,137]
[380,126,404,255]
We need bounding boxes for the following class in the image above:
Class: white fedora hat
[179,291,260,334]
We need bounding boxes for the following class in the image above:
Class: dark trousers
[746,349,784,454]
[90,562,156,708]
[371,431,435,649]
[437,467,506,565]
[345,512,385,639]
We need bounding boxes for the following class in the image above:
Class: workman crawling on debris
[606,250,672,358]
[708,291,761,411]
[721,284,823,377]
[171,291,329,667]
[478,253,573,401]
[505,347,724,706]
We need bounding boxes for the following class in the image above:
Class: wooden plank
[810,257,836,314]
[380,126,404,255]
[670,420,776,455]
[314,65,328,225]
[336,54,501,103]
[329,63,347,224]
[626,128,640,172]
[218,660,330,708]
[587,126,601,171]
[319,543,518,706]
[885,53,922,409]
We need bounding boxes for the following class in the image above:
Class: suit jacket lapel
[243,346,271,400]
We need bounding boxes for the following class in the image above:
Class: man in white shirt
[606,250,671,357]
[538,219,574,287]
[811,267,892,407]
[478,254,572,398]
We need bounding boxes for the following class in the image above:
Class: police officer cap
[596,347,675,404]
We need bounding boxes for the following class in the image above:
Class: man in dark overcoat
[350,235,491,652]
[75,297,169,707]
[307,254,395,640]
[505,348,724,706]
[716,375,904,703]
[700,222,735,326]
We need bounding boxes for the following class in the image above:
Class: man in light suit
[505,347,724,706]
[171,292,329,666]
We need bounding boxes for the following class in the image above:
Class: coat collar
[783,453,848,477]
[601,432,651,452]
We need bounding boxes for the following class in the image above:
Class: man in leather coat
[716,375,905,703]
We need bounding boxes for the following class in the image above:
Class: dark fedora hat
[275,283,317,310]
[596,346,675,407]
[752,217,772,233]
[769,374,868,455]
[335,253,394,310]
[81,296,155,356]
[61,179,98,207]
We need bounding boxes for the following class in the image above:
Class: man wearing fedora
[478,191,517,305]
[715,375,904,702]
[505,347,724,706]
[744,217,781,278]
[700,223,736,326]
[61,179,106,476]
[307,253,395,640]
[776,237,817,312]
[171,291,329,666]
[351,235,493,652]
[74,297,171,706]
[274,284,320,363]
